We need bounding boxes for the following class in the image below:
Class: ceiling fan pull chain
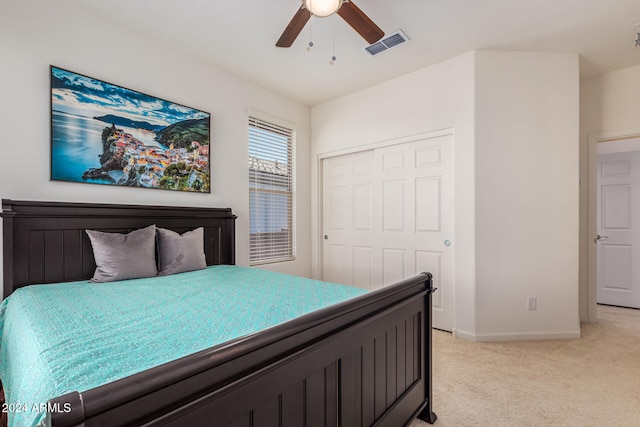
[307,13,314,51]
[330,14,337,64]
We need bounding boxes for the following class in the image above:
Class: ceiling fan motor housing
[303,0,343,17]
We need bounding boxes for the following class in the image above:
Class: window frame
[248,111,296,266]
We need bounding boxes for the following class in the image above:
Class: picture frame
[50,66,211,193]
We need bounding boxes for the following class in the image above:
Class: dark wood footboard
[0,385,7,427]
[47,273,436,427]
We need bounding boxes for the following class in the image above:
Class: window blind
[248,115,296,265]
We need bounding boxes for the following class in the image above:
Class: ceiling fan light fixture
[304,0,342,17]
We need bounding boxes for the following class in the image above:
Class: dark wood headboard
[1,199,237,297]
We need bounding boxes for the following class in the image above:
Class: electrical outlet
[527,297,537,311]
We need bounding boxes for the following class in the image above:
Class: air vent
[364,30,409,56]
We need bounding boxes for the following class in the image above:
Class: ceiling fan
[276,0,384,47]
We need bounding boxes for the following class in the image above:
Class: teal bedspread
[0,265,367,426]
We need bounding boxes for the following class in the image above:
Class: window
[248,114,295,265]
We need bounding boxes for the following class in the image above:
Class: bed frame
[1,199,437,427]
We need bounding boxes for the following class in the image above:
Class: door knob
[595,234,609,242]
[324,235,328,240]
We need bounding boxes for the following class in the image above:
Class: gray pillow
[157,227,207,276]
[86,225,158,282]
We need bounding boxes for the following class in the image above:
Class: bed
[1,199,437,427]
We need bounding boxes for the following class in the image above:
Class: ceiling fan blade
[337,1,384,44]
[276,6,312,47]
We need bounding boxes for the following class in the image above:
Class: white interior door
[597,151,640,308]
[322,134,454,331]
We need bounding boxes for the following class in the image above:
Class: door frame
[587,127,640,322]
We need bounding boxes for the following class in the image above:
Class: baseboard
[452,328,581,342]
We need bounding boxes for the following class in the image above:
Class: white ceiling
[63,0,640,106]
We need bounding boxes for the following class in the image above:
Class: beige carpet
[412,305,640,427]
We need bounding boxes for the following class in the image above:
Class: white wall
[311,52,478,337]
[474,51,580,339]
[312,50,581,340]
[580,64,640,321]
[0,0,312,294]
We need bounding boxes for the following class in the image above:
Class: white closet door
[322,150,375,289]
[322,134,454,331]
[374,135,454,331]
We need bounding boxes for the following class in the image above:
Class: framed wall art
[50,66,211,193]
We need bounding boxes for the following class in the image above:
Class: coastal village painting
[51,66,211,192]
